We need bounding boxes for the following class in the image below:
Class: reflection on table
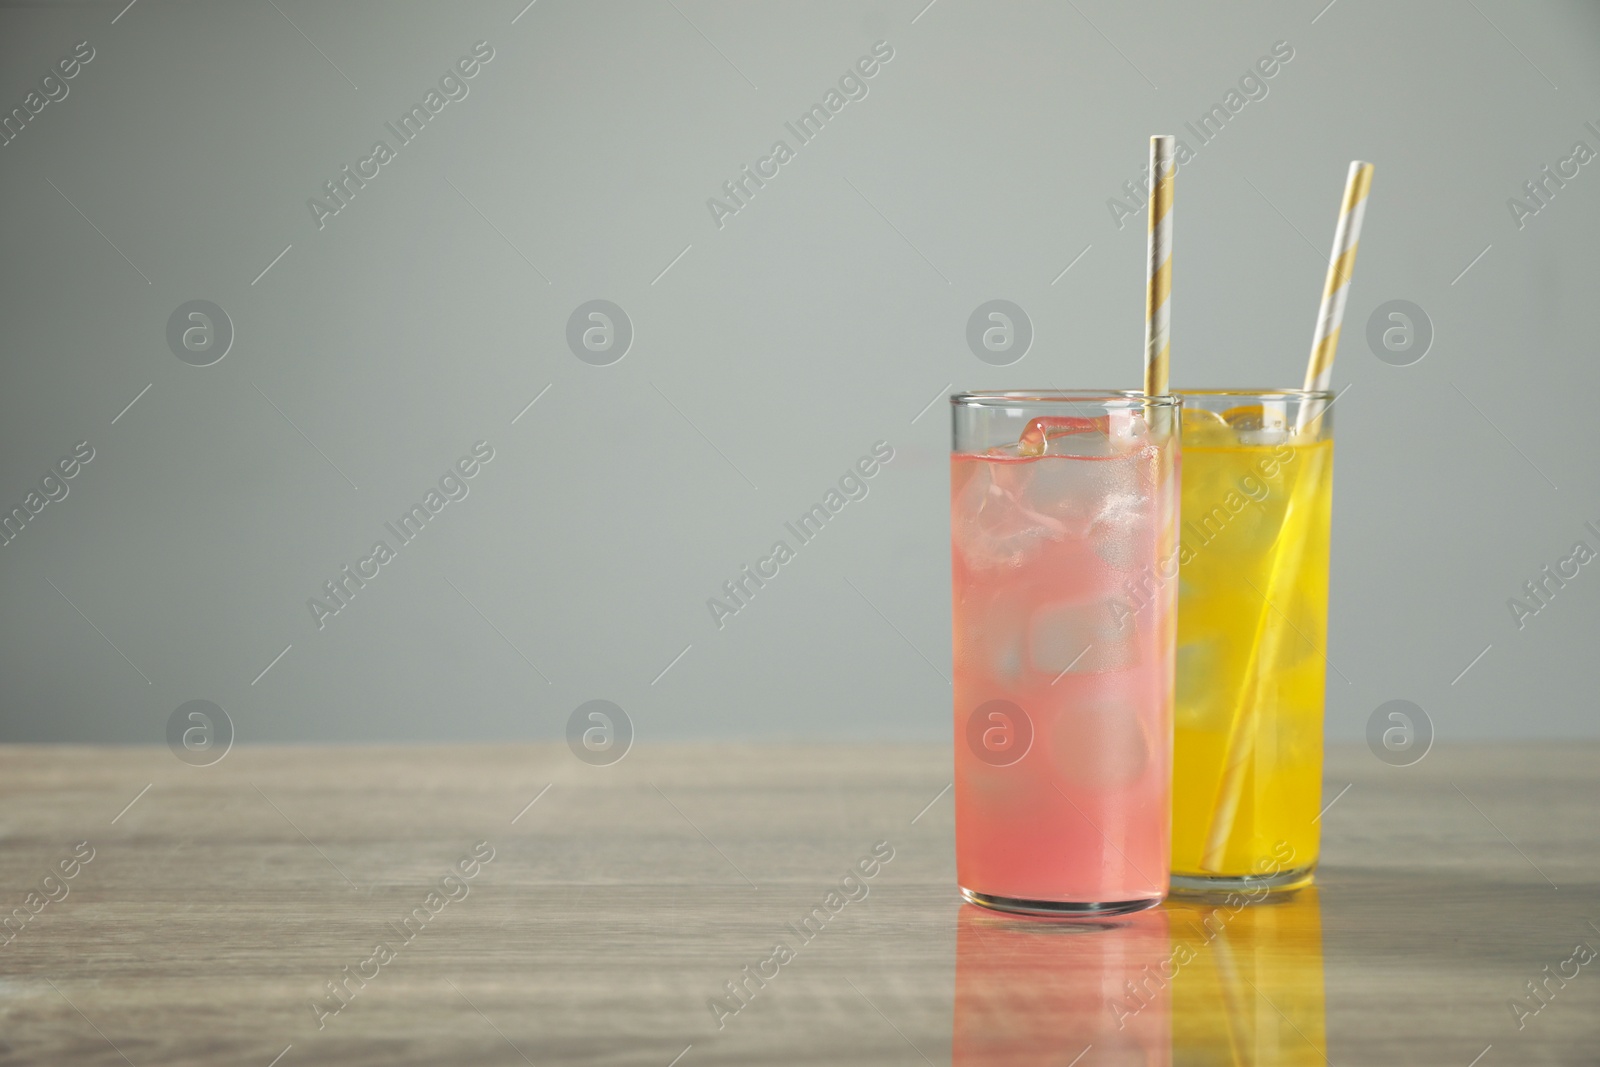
[952,887,1326,1065]
[953,905,1171,1065]
[1167,887,1326,1065]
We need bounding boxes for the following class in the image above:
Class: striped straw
[1143,136,1176,398]
[1301,161,1374,398]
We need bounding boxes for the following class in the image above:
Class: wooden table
[1,742,1595,1065]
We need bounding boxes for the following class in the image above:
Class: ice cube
[1092,528,1139,570]
[1181,408,1234,447]
[992,640,1024,682]
[954,590,1027,687]
[1174,640,1220,724]
[1088,451,1154,567]
[1272,597,1325,668]
[981,440,1028,459]
[1050,697,1150,789]
[1015,415,1102,457]
[1018,457,1102,538]
[1221,404,1264,428]
[1107,408,1135,441]
[951,459,1062,571]
[1223,401,1291,445]
[1027,598,1138,675]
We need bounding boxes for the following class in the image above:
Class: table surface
[0,742,1595,1066]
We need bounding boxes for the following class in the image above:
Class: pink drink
[950,395,1177,915]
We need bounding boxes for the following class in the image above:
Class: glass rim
[950,389,1180,408]
[1172,387,1336,401]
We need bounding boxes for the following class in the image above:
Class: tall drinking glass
[951,391,1179,915]
[1170,390,1334,892]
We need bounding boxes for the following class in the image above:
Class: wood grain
[0,742,1595,1065]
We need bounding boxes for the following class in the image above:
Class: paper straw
[1202,163,1374,866]
[1297,161,1374,427]
[1143,135,1176,398]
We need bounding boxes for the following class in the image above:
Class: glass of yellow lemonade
[1170,389,1334,892]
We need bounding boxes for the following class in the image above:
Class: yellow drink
[1172,397,1333,885]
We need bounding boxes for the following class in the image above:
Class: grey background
[1,0,1596,745]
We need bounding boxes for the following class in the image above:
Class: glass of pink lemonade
[951,391,1179,915]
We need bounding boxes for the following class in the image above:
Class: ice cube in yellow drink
[1172,415,1333,881]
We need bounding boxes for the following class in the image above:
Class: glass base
[960,886,1162,918]
[1168,863,1316,897]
